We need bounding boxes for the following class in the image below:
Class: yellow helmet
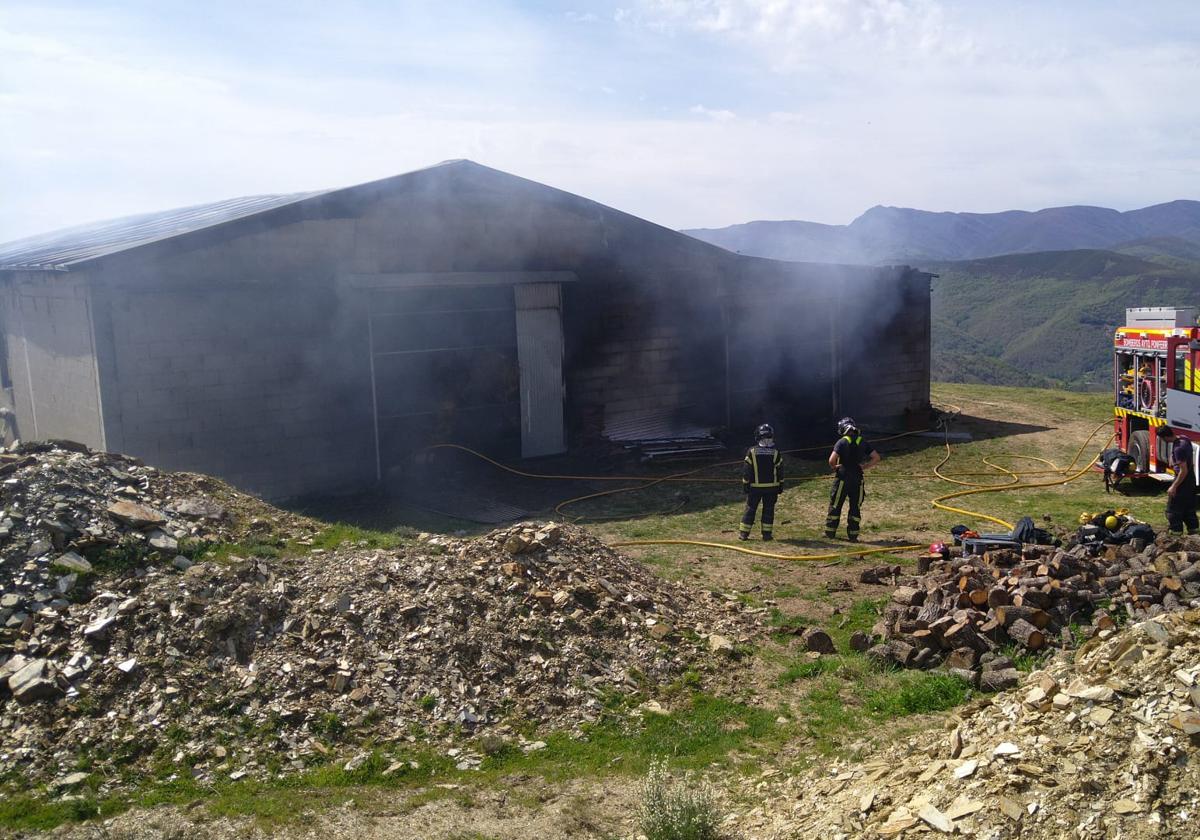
[1105,515,1120,530]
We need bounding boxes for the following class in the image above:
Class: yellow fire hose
[929,421,1114,532]
[425,418,1114,562]
[606,538,923,562]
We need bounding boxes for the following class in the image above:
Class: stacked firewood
[867,537,1200,686]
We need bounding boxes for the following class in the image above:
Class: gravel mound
[731,609,1200,839]
[2,506,753,788]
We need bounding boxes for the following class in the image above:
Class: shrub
[639,758,722,840]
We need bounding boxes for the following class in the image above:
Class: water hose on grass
[425,417,1113,561]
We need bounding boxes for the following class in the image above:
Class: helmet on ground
[1104,515,1120,530]
[837,417,858,437]
[756,423,774,441]
[929,541,949,558]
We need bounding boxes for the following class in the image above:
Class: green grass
[778,658,839,684]
[0,693,782,832]
[787,657,971,755]
[864,672,971,716]
[82,522,412,576]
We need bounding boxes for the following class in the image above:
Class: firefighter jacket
[833,434,875,479]
[743,445,783,492]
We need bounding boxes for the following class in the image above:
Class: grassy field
[581,382,1152,575]
[5,383,1163,836]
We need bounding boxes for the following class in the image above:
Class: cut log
[943,620,982,652]
[867,639,916,668]
[891,586,926,607]
[987,587,1010,609]
[1013,589,1052,609]
[912,628,937,649]
[968,588,989,607]
[1008,618,1046,650]
[977,617,1002,636]
[996,605,1051,630]
[944,647,977,670]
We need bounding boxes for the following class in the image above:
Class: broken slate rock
[106,500,166,528]
[9,658,60,703]
[707,634,735,655]
[51,551,93,574]
[147,530,179,552]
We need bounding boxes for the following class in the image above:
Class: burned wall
[836,269,931,428]
[564,276,725,441]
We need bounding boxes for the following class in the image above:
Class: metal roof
[0,191,327,271]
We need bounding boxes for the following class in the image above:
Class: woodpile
[867,535,1200,685]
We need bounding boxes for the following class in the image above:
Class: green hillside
[926,248,1200,389]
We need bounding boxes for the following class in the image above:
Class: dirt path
[49,780,640,840]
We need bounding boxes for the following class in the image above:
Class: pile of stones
[731,608,1200,839]
[2,511,753,789]
[0,440,313,643]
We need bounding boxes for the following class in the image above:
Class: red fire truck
[1113,307,1200,479]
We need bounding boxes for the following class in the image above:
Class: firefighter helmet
[837,417,858,437]
[755,423,774,441]
[1105,515,1120,530]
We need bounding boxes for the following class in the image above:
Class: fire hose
[423,417,1114,562]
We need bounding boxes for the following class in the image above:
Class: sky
[1,0,1198,242]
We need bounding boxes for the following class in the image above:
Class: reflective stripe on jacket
[743,445,783,489]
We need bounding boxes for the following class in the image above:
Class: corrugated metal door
[515,284,566,457]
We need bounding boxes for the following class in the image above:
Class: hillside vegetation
[928,247,1200,389]
[685,203,1200,389]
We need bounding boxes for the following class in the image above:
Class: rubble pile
[864,537,1200,687]
[0,441,313,636]
[1,519,753,787]
[734,609,1200,839]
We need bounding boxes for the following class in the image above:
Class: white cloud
[629,0,971,63]
[0,1,1197,241]
[689,104,737,121]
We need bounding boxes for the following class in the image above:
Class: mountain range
[684,200,1200,265]
[684,200,1200,391]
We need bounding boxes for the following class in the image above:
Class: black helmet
[756,423,774,441]
[837,417,858,437]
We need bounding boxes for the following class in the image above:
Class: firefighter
[739,424,783,541]
[825,417,881,541]
[1158,426,1198,535]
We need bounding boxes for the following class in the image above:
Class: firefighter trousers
[825,472,865,540]
[1166,490,1199,535]
[740,489,778,538]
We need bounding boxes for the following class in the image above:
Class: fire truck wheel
[1130,429,1151,474]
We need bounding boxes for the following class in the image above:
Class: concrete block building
[0,161,931,499]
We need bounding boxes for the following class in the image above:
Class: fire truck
[1113,307,1200,480]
